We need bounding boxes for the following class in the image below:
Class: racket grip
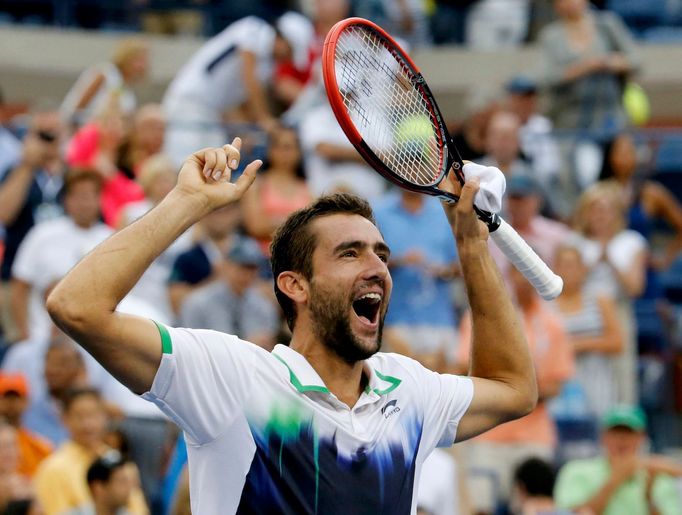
[490,219,563,300]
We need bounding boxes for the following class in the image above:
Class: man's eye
[341,250,357,258]
[378,254,389,263]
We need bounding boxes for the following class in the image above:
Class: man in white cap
[162,12,313,166]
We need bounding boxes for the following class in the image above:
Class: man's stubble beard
[308,280,385,365]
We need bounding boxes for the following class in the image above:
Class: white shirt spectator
[299,103,386,200]
[11,216,113,341]
[418,448,460,515]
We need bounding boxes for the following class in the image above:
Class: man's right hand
[439,171,489,247]
[174,137,262,215]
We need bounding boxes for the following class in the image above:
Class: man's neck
[289,330,367,408]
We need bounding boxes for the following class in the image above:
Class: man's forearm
[9,279,30,341]
[459,240,536,405]
[48,190,208,332]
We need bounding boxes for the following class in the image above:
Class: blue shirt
[373,193,458,327]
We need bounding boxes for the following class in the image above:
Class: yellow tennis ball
[623,83,650,126]
[395,115,435,164]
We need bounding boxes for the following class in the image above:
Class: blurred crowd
[1,0,682,514]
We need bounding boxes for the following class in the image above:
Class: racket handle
[489,219,563,300]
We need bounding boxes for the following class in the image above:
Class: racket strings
[335,27,442,186]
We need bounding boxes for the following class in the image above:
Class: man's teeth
[359,293,382,302]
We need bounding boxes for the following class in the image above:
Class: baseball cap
[227,236,265,267]
[0,373,29,397]
[506,75,538,95]
[602,405,647,432]
[506,174,541,197]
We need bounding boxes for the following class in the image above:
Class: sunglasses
[36,130,58,143]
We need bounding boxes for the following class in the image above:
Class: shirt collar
[271,344,402,398]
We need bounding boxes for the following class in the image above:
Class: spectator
[570,181,648,405]
[10,170,112,342]
[373,190,460,372]
[503,76,562,202]
[66,106,144,227]
[429,0,475,45]
[60,38,149,127]
[489,175,571,276]
[465,0,530,50]
[539,0,640,134]
[33,388,148,515]
[299,102,386,199]
[457,265,574,514]
[242,126,312,255]
[167,203,241,314]
[510,457,568,515]
[162,13,313,166]
[599,132,682,272]
[117,104,167,179]
[0,421,33,513]
[552,244,624,419]
[0,373,53,477]
[417,448,462,515]
[0,109,64,343]
[117,154,177,229]
[554,405,682,514]
[354,0,432,48]
[21,334,89,446]
[180,236,279,350]
[480,111,533,180]
[65,451,135,515]
[448,95,500,162]
[0,87,21,175]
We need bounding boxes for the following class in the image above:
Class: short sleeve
[142,324,259,445]
[418,366,474,449]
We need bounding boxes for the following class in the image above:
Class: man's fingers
[224,138,242,171]
[457,177,480,213]
[233,160,263,195]
[202,148,217,179]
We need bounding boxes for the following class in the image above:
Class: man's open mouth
[352,292,382,326]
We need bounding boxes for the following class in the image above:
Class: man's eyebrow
[333,240,391,256]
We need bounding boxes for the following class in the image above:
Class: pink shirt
[66,124,144,226]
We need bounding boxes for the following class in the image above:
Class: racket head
[322,18,464,198]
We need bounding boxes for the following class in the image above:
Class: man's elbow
[508,383,538,421]
[45,288,89,334]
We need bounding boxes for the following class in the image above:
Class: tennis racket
[321,17,563,300]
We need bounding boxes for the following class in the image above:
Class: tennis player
[47,140,537,514]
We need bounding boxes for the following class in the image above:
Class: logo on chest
[381,399,400,419]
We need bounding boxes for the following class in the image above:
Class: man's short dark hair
[270,193,376,330]
[86,451,127,487]
[513,457,557,497]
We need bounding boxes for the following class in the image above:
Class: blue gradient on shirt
[237,412,423,514]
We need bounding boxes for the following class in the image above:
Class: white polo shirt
[143,323,473,515]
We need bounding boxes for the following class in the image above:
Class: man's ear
[276,271,309,306]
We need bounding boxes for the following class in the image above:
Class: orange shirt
[16,428,53,477]
[458,299,574,447]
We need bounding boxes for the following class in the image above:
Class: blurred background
[1,1,682,515]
